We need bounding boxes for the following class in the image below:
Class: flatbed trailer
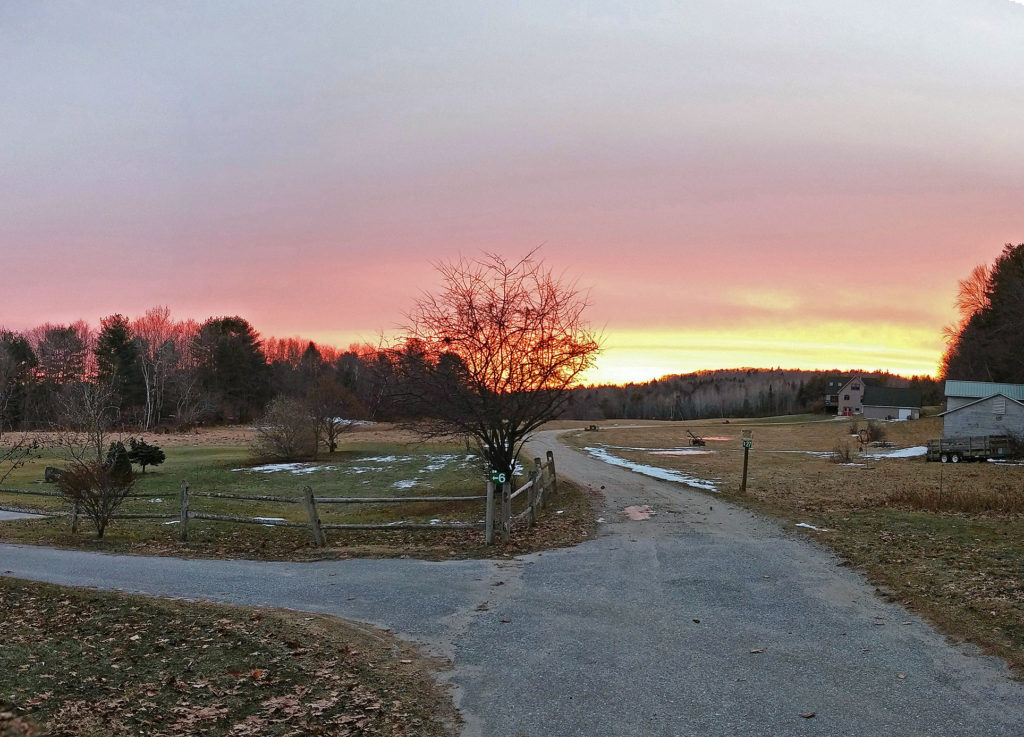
[926,435,1012,463]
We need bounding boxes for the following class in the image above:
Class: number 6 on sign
[491,471,507,484]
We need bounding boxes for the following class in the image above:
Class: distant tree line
[1,309,944,436]
[558,368,941,421]
[0,307,383,434]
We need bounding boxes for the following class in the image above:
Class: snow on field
[253,516,287,523]
[235,463,337,474]
[584,446,718,492]
[650,449,713,456]
[796,522,829,532]
[861,446,927,459]
[423,454,460,472]
[393,479,419,489]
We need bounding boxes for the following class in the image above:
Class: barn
[939,393,1024,438]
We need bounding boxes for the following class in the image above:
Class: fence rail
[0,450,559,547]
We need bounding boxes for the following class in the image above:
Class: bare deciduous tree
[57,459,134,539]
[390,251,600,478]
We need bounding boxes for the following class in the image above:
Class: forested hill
[561,369,941,421]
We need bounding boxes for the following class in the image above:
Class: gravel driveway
[2,430,1022,736]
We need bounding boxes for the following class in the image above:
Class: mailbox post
[740,430,753,494]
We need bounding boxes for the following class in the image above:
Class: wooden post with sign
[485,480,495,545]
[740,430,753,494]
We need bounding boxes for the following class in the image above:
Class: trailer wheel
[951,453,960,463]
[940,453,949,463]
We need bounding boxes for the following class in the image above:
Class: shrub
[865,420,887,443]
[251,396,318,462]
[830,441,853,464]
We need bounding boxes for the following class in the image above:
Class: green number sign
[491,471,507,484]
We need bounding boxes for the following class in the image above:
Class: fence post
[536,458,544,509]
[179,481,189,541]
[303,486,327,547]
[529,458,543,526]
[71,499,80,534]
[501,481,511,543]
[485,480,495,546]
[546,450,558,498]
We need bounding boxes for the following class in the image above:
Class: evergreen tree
[943,243,1024,383]
[95,314,144,409]
[195,316,271,422]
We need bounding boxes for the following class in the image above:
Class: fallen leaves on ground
[0,578,457,736]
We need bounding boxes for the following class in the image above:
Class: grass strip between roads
[0,577,458,737]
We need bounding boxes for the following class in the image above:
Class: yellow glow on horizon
[581,322,943,385]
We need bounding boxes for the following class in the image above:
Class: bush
[865,420,887,443]
[251,396,318,462]
[830,441,853,464]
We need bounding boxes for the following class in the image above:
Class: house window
[844,394,850,401]
[852,385,861,391]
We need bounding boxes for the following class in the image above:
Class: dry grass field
[564,415,1024,674]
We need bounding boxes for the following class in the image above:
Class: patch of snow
[149,497,163,503]
[235,462,335,474]
[359,455,412,463]
[163,520,180,525]
[650,449,713,456]
[989,459,1024,466]
[253,516,286,523]
[423,454,459,472]
[555,510,564,514]
[839,463,866,467]
[584,446,719,492]
[861,446,927,459]
[596,517,606,523]
[796,522,829,532]
[393,479,419,489]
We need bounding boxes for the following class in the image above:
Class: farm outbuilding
[939,393,1024,439]
[944,380,1024,412]
[861,385,921,421]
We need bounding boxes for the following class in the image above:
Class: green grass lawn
[0,438,596,560]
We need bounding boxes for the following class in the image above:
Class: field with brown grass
[564,415,1024,674]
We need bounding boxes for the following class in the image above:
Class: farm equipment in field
[687,430,706,447]
[926,435,1012,463]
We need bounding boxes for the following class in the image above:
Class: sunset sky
[3,1,1023,385]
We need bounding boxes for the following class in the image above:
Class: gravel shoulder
[2,429,1022,736]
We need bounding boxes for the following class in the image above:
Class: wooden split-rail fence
[0,451,559,547]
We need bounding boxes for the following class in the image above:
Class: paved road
[2,430,1022,736]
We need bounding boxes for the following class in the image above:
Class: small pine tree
[104,441,132,480]
[127,437,166,473]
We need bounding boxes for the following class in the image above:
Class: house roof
[945,380,1024,401]
[862,385,921,408]
[938,393,1024,416]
